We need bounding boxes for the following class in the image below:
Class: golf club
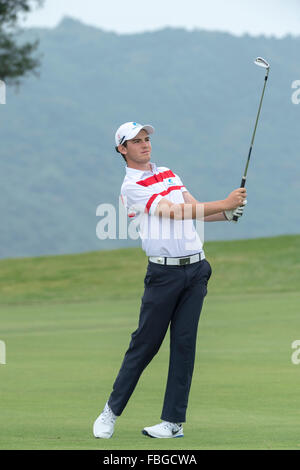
[233,57,270,222]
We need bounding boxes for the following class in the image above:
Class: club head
[254,57,270,69]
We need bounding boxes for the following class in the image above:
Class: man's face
[119,129,152,164]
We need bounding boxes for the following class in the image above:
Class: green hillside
[0,17,300,259]
[0,234,299,305]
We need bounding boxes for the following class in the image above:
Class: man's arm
[154,188,247,220]
[182,191,227,221]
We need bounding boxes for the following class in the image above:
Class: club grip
[232,177,246,223]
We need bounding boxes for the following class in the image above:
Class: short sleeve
[121,182,163,216]
[175,173,188,193]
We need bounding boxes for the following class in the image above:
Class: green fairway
[0,235,300,449]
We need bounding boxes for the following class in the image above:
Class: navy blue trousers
[108,258,212,423]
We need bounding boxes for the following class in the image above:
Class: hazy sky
[22,0,300,37]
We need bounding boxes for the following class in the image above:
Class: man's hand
[224,188,247,211]
[224,199,247,221]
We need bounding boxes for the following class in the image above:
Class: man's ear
[118,144,127,155]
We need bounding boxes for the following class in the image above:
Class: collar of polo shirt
[125,162,157,178]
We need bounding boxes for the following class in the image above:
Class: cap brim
[141,125,155,135]
[126,124,155,141]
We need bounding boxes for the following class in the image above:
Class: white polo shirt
[120,162,205,258]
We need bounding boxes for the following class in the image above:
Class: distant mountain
[1,17,299,259]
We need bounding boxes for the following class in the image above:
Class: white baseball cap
[115,122,155,147]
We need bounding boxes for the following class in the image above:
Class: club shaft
[233,67,269,222]
[242,70,269,181]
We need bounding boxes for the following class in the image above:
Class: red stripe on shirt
[137,170,176,187]
[145,185,184,213]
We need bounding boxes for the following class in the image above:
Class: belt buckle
[179,257,190,266]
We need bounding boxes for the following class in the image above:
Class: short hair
[115,141,127,163]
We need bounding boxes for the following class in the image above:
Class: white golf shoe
[93,402,117,439]
[142,421,184,438]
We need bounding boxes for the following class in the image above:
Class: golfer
[93,122,247,439]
